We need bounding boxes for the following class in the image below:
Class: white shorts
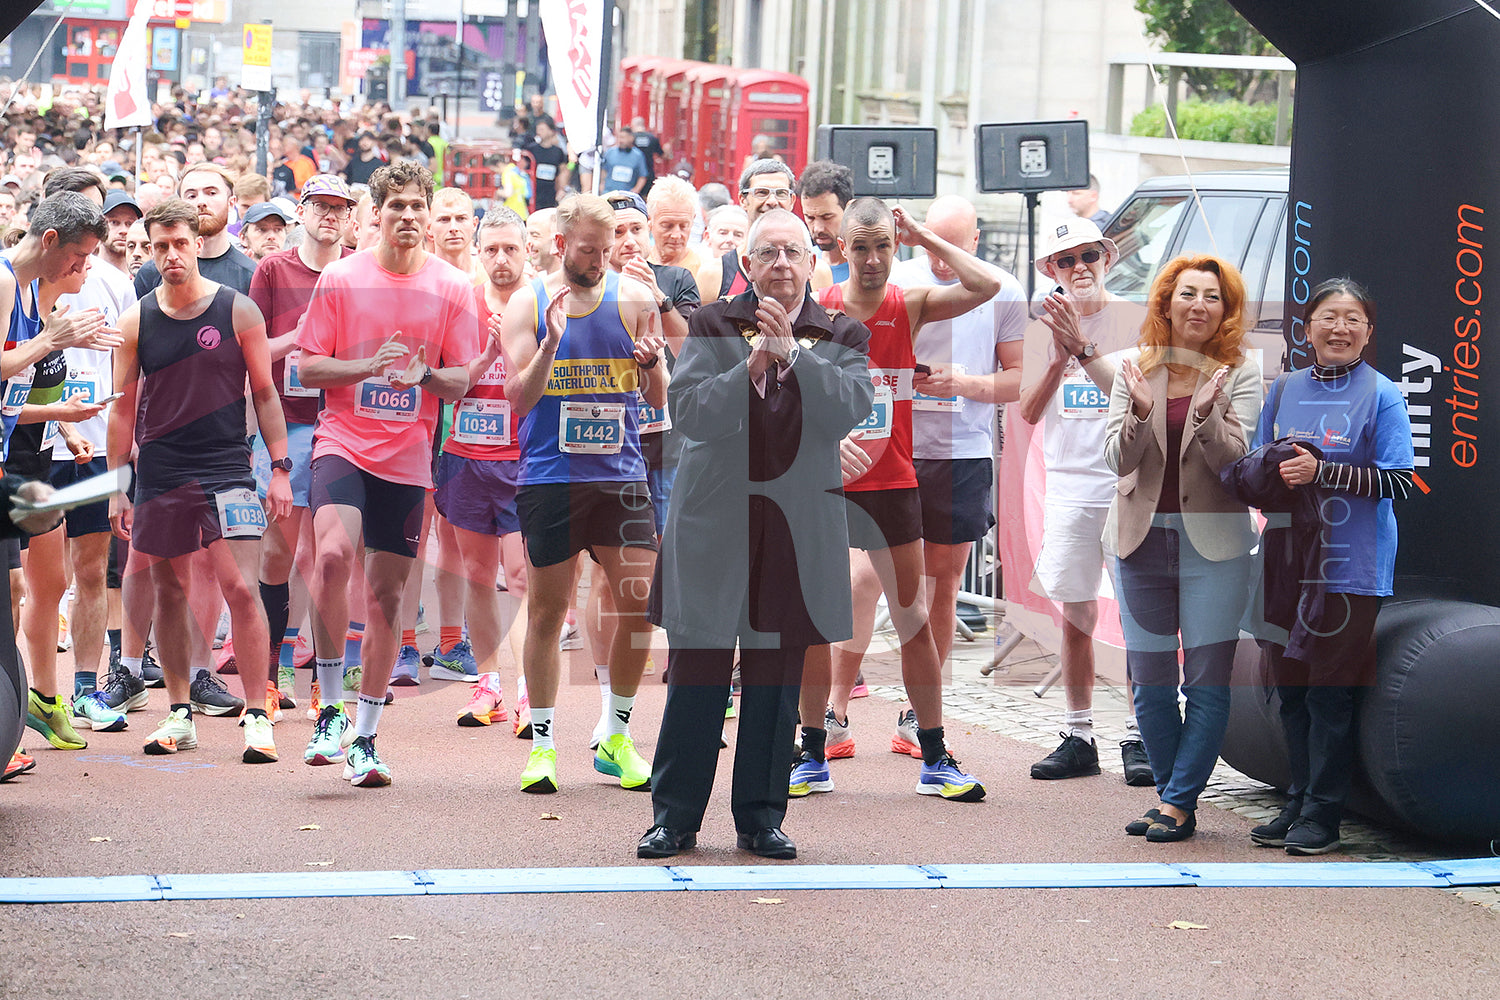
[1031,503,1109,604]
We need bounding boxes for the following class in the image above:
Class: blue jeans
[647,464,677,537]
[1115,515,1251,812]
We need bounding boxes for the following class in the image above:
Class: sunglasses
[1051,248,1103,271]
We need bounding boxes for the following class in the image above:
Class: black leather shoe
[636,825,697,859]
[1120,739,1155,787]
[736,827,797,860]
[1145,810,1196,842]
[1125,808,1161,837]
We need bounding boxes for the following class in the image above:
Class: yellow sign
[242,23,273,91]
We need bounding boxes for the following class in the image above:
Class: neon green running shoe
[521,746,558,793]
[27,690,87,749]
[593,733,652,790]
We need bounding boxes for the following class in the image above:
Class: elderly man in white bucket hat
[1016,218,1156,786]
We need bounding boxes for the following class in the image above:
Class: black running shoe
[1120,739,1154,786]
[142,645,164,688]
[98,664,149,713]
[189,668,246,716]
[1250,802,1301,847]
[1030,733,1101,779]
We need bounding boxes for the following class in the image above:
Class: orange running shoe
[2,748,36,781]
[457,673,508,727]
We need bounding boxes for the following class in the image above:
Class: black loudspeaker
[973,120,1090,194]
[814,125,937,198]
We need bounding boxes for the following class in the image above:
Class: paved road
[1,601,1496,997]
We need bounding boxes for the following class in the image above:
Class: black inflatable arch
[1219,0,1500,841]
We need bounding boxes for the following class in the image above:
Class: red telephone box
[730,70,811,180]
[689,63,740,189]
[617,56,644,127]
[651,59,694,159]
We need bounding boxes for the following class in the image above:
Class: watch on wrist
[1075,342,1097,362]
[418,364,434,386]
[657,297,671,313]
[638,354,660,370]
[270,457,294,473]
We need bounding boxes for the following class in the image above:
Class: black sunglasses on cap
[1051,248,1103,271]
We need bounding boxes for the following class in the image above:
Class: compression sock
[74,672,96,699]
[344,623,364,669]
[259,581,290,664]
[531,706,556,751]
[107,629,121,660]
[801,725,827,763]
[278,627,300,670]
[439,625,463,654]
[315,658,345,710]
[401,629,418,651]
[606,692,635,737]
[354,694,384,737]
[916,725,947,766]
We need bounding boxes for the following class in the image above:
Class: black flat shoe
[1145,811,1196,842]
[1125,808,1161,836]
[637,825,697,859]
[736,827,797,860]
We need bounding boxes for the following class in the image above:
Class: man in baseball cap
[1017,215,1152,785]
[241,201,297,261]
[99,190,143,275]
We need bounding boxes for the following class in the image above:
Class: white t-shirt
[56,261,135,452]
[890,255,1027,460]
[1020,295,1146,506]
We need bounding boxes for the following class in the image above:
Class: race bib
[40,420,60,454]
[912,362,966,412]
[1,368,35,417]
[853,384,894,440]
[610,164,635,184]
[452,398,512,447]
[355,378,419,422]
[1059,371,1109,419]
[284,350,319,398]
[559,400,625,454]
[64,365,100,405]
[215,487,268,539]
[536,163,558,182]
[637,394,671,435]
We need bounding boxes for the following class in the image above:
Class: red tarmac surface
[2,636,1497,998]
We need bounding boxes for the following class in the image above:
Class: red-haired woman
[1104,255,1262,842]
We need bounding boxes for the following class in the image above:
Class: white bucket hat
[1035,218,1119,279]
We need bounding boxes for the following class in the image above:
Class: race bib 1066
[559,400,625,454]
[355,378,419,422]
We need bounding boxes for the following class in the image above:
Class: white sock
[1125,716,1140,735]
[354,694,384,737]
[531,706,556,751]
[594,665,612,730]
[1064,709,1094,743]
[595,663,611,694]
[316,658,344,709]
[122,656,143,679]
[607,692,634,738]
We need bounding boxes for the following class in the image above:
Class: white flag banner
[539,0,606,153]
[105,4,154,131]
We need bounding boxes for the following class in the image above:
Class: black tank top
[718,249,751,299]
[136,284,251,496]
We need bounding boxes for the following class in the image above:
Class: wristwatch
[656,297,672,313]
[1075,342,1097,362]
[418,364,434,386]
[270,457,294,473]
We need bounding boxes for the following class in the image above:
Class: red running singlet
[818,282,917,491]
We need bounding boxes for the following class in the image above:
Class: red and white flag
[539,0,606,152]
[105,3,154,130]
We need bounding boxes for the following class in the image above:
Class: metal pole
[255,87,274,178]
[390,0,408,108]
[594,1,615,196]
[454,0,464,141]
[1024,190,1039,305]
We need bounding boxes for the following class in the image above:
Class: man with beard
[248,174,356,713]
[295,162,482,787]
[523,119,569,213]
[498,194,667,795]
[797,160,853,284]
[134,164,255,298]
[441,208,531,728]
[108,197,294,762]
[343,132,384,188]
[240,202,295,263]
[98,190,142,277]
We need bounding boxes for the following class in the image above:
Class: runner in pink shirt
[295,162,482,786]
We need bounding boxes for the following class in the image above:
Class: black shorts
[132,477,262,560]
[844,486,923,551]
[309,454,426,558]
[50,456,112,538]
[4,538,19,571]
[915,458,996,545]
[516,480,658,569]
[107,533,122,589]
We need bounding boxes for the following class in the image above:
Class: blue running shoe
[390,644,422,686]
[916,753,985,802]
[429,639,479,682]
[788,750,834,797]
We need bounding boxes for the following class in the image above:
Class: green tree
[1134,0,1283,99]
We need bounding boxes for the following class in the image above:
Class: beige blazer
[1103,348,1262,561]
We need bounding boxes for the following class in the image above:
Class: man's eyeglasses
[746,187,795,203]
[304,201,351,217]
[1051,248,1103,271]
[751,244,808,264]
